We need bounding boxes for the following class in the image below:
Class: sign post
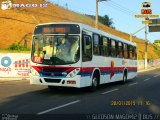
[145,24,148,69]
[95,0,109,28]
[134,1,159,69]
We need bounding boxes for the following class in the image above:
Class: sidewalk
[0,77,29,82]
[138,66,160,73]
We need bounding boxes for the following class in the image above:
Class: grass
[0,0,160,59]
[0,50,31,53]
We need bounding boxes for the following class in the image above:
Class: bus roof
[36,22,136,46]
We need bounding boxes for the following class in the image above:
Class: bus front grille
[44,78,61,83]
[41,72,66,77]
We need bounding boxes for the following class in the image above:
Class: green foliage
[98,15,114,28]
[86,14,114,28]
[7,43,30,51]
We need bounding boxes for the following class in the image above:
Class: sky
[48,0,160,43]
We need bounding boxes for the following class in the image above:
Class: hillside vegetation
[0,0,160,59]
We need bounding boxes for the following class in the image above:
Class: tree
[98,15,114,28]
[86,14,114,28]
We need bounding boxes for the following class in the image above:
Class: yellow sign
[142,20,152,24]
[135,14,159,18]
[150,14,159,18]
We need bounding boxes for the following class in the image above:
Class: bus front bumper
[30,75,82,88]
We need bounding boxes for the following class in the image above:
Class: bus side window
[124,43,128,59]
[101,36,109,56]
[116,41,119,57]
[133,47,137,60]
[111,39,116,57]
[127,45,130,59]
[120,43,124,58]
[135,47,137,60]
[82,34,92,62]
[93,34,100,55]
[129,45,133,59]
[118,42,124,58]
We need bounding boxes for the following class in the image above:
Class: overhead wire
[49,0,159,41]
[102,1,159,41]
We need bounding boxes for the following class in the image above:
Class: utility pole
[130,25,148,69]
[57,0,59,5]
[144,24,148,69]
[95,0,109,28]
[95,0,99,28]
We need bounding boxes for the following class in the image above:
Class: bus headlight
[31,67,39,76]
[66,68,80,78]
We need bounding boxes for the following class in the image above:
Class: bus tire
[89,74,99,91]
[122,70,127,83]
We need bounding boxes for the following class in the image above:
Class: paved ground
[0,68,160,120]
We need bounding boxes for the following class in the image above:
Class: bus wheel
[90,76,98,91]
[122,72,127,83]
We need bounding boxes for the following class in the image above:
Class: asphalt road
[0,68,160,120]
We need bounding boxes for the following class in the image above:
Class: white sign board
[0,53,30,78]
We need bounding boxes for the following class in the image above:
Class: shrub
[7,43,30,51]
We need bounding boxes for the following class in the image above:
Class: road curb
[138,66,160,73]
[0,77,29,81]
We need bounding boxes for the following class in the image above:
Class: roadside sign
[135,1,159,25]
[149,25,160,32]
[149,19,160,24]
[142,20,152,24]
[135,14,159,18]
[149,19,160,32]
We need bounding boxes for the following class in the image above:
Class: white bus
[30,22,137,90]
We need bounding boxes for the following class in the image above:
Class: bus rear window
[34,24,80,34]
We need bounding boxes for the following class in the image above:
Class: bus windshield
[31,35,80,65]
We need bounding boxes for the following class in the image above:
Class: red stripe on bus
[32,66,137,73]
